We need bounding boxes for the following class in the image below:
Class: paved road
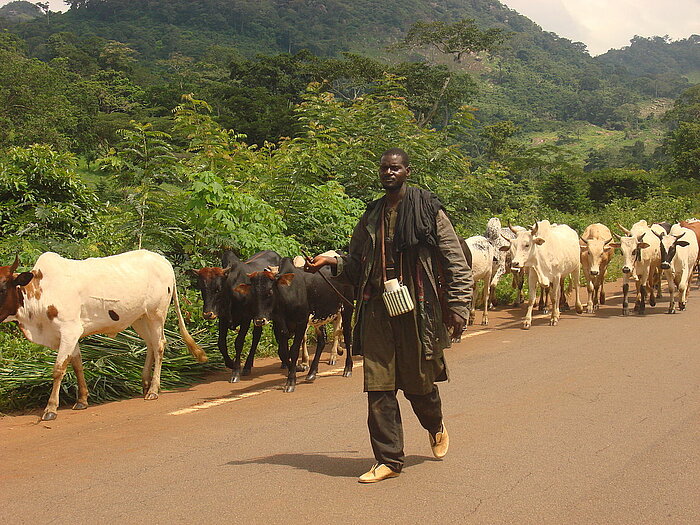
[2,281,699,524]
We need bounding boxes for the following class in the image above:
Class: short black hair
[380,147,410,166]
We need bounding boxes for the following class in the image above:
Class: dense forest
[1,0,699,411]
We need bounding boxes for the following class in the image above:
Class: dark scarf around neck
[367,186,444,252]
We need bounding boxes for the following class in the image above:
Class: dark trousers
[367,385,443,472]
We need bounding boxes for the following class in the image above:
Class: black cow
[193,250,281,383]
[242,257,354,393]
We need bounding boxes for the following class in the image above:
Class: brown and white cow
[654,224,699,313]
[579,223,615,313]
[0,250,207,421]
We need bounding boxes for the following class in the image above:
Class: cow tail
[172,281,208,363]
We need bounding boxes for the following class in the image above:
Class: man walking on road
[305,148,472,483]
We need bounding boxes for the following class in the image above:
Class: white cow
[484,218,527,306]
[462,235,497,325]
[506,220,583,329]
[612,220,661,316]
[0,250,207,421]
[655,224,699,313]
[579,223,615,313]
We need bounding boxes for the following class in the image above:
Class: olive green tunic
[336,195,473,395]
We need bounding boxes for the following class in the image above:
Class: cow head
[580,237,614,276]
[191,266,231,320]
[505,225,546,281]
[655,230,689,270]
[612,233,649,276]
[245,269,297,327]
[0,256,34,322]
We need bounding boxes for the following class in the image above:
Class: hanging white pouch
[382,278,414,317]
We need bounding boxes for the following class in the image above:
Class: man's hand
[303,255,337,273]
[447,311,466,343]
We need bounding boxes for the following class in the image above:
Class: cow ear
[498,245,511,252]
[676,240,690,247]
[638,242,650,249]
[580,245,588,252]
[14,272,34,287]
[277,273,295,287]
[188,269,200,278]
[608,243,621,248]
[233,283,251,295]
[533,237,545,245]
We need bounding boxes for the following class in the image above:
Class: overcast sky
[2,0,699,57]
[501,0,700,55]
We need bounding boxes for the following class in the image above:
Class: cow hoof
[522,323,531,330]
[328,357,337,366]
[468,318,475,326]
[542,308,549,315]
[667,309,676,314]
[242,368,252,377]
[280,362,288,369]
[343,369,352,378]
[229,374,240,383]
[481,318,488,326]
[650,296,656,306]
[42,411,57,421]
[306,373,316,382]
[550,319,558,326]
[283,384,296,393]
[296,364,308,372]
[337,348,344,356]
[72,402,88,411]
[680,303,686,311]
[587,306,594,314]
[144,392,159,400]
[576,305,583,314]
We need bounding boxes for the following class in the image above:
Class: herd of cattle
[1,216,699,421]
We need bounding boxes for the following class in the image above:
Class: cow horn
[604,238,613,245]
[9,254,19,274]
[531,222,539,235]
[508,222,519,234]
[674,231,686,240]
[500,232,513,244]
[618,223,631,235]
[652,230,664,240]
[580,237,590,245]
[612,232,621,240]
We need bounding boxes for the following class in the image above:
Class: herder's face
[379,154,409,192]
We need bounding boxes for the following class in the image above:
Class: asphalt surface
[1,280,699,524]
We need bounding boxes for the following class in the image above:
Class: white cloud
[0,1,68,12]
[502,0,700,55]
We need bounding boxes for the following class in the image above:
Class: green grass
[518,121,664,159]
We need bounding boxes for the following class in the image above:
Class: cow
[484,218,527,306]
[192,250,281,383]
[654,224,699,313]
[579,223,615,313]
[612,220,661,316]
[0,250,207,421]
[505,220,583,329]
[461,235,497,325]
[292,251,347,369]
[679,219,700,285]
[242,257,354,393]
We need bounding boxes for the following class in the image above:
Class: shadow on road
[225,452,438,478]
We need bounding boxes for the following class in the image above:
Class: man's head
[379,148,410,192]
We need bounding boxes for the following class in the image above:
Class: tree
[0,145,99,244]
[393,19,505,62]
